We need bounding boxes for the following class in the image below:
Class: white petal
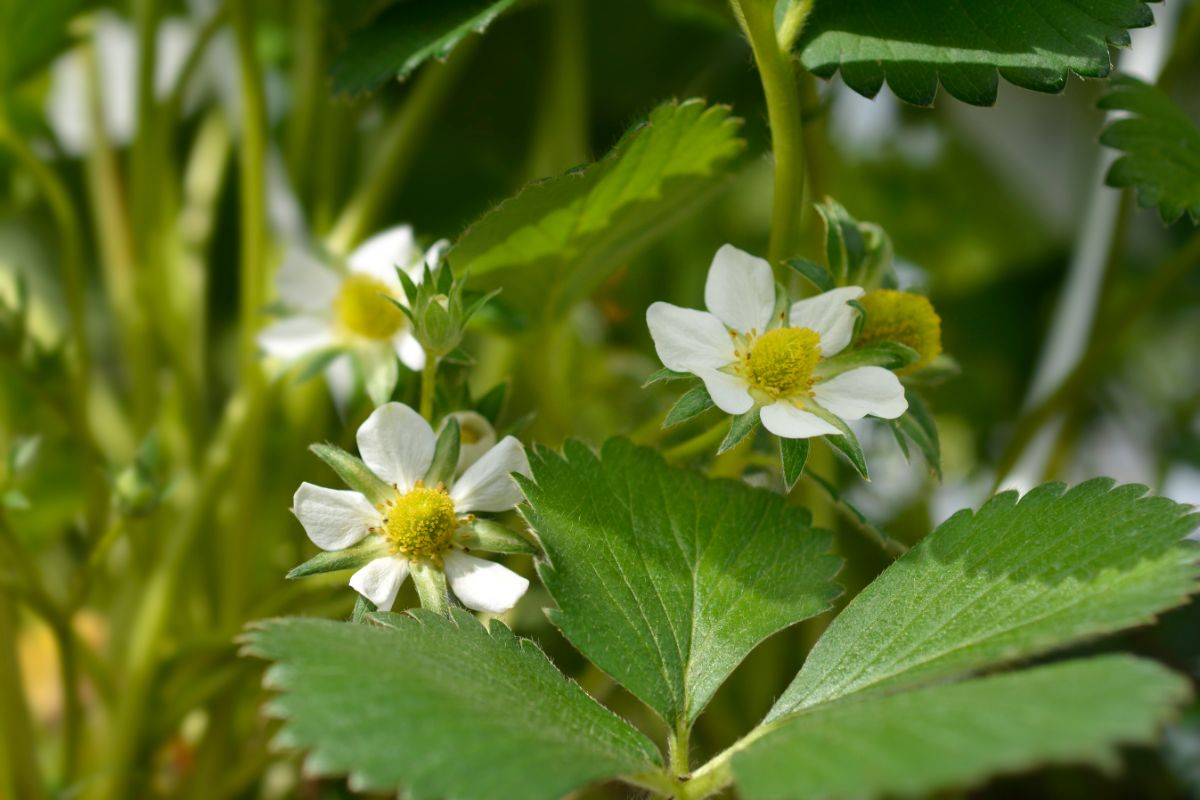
[292,483,380,550]
[450,436,530,513]
[789,286,865,356]
[444,552,529,614]
[646,302,736,373]
[348,557,410,611]
[704,244,776,334]
[348,225,416,286]
[760,402,842,439]
[276,243,340,310]
[813,366,908,421]
[257,317,335,360]
[694,368,754,415]
[395,331,426,371]
[356,402,436,491]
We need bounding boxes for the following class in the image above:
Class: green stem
[326,39,478,253]
[732,0,809,265]
[524,0,589,180]
[420,358,439,420]
[663,420,731,463]
[668,718,691,780]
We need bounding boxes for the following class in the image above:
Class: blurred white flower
[292,402,531,613]
[646,244,907,439]
[443,410,498,475]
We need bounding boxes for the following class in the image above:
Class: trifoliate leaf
[663,383,715,428]
[243,611,661,800]
[736,655,1190,800]
[795,0,1156,107]
[452,100,745,318]
[330,0,517,96]
[1099,75,1200,224]
[521,438,840,727]
[769,479,1199,719]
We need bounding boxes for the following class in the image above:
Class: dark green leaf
[737,656,1190,800]
[243,612,661,799]
[521,438,840,726]
[330,0,517,96]
[1099,75,1200,224]
[795,0,1156,107]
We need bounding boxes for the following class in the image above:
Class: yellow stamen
[334,274,406,340]
[380,481,457,562]
[856,289,942,372]
[738,327,822,399]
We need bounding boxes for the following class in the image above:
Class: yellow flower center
[334,274,406,340]
[856,289,942,372]
[738,327,822,399]
[380,483,458,561]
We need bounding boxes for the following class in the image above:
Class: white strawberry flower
[292,403,531,613]
[646,244,907,439]
[257,225,448,404]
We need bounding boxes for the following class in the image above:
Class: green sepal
[847,298,866,343]
[780,437,810,492]
[719,408,760,455]
[815,342,919,379]
[395,267,420,306]
[310,442,393,506]
[425,417,461,486]
[384,294,416,324]
[292,346,345,384]
[903,353,961,386]
[786,258,835,293]
[892,393,941,479]
[351,594,376,623]
[412,561,450,615]
[288,536,389,580]
[643,367,694,387]
[663,384,715,428]
[460,518,540,555]
[816,198,866,284]
[806,404,869,480]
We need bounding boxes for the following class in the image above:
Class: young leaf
[795,0,1156,107]
[330,0,518,96]
[309,443,393,506]
[768,479,1200,720]
[243,611,661,799]
[521,438,840,727]
[1099,75,1200,225]
[779,437,809,492]
[735,656,1190,800]
[451,100,745,317]
[663,384,715,428]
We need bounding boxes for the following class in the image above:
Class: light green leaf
[329,0,517,96]
[521,438,840,727]
[769,479,1199,719]
[795,0,1156,107]
[736,655,1190,800]
[451,100,745,318]
[1099,75,1200,225]
[243,611,661,799]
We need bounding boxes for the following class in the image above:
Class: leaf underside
[795,0,1158,106]
[242,611,660,800]
[330,0,518,96]
[451,99,745,318]
[736,655,1190,800]
[521,438,841,727]
[1099,75,1200,224]
[769,478,1199,719]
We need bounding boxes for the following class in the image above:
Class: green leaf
[784,258,834,293]
[451,100,745,318]
[329,0,517,96]
[0,0,89,89]
[309,443,393,506]
[243,612,660,799]
[779,437,809,492]
[521,438,840,726]
[286,537,388,580]
[663,384,715,428]
[768,479,1199,719]
[795,0,1156,107]
[735,655,1190,800]
[1099,75,1200,225]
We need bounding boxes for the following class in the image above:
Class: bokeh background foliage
[0,0,1199,798]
